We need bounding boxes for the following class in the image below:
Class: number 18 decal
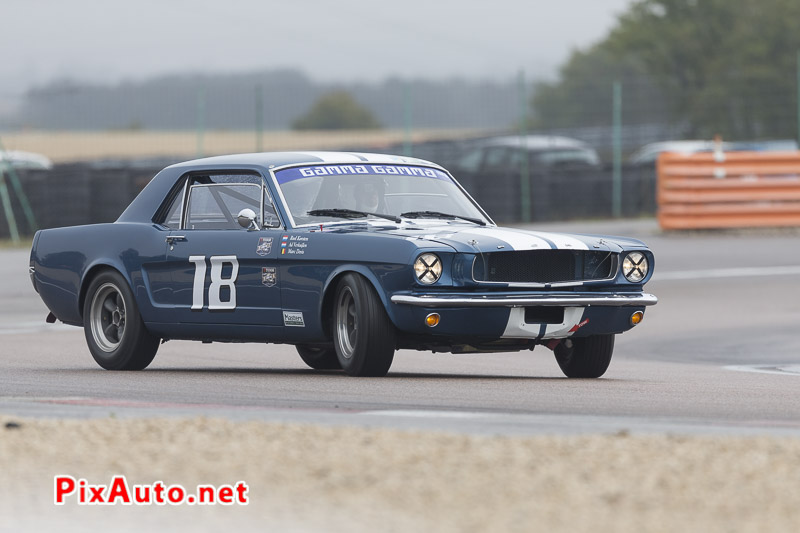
[189,255,239,310]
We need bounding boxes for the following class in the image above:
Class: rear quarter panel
[31,223,169,326]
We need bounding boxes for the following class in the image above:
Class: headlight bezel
[622,251,649,283]
[414,253,443,285]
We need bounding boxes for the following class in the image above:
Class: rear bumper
[390,292,658,308]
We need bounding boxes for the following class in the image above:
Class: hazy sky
[2,0,634,95]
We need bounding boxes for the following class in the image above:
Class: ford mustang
[30,152,657,377]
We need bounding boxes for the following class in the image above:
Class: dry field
[0,129,484,163]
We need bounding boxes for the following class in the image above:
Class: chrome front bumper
[390,292,658,308]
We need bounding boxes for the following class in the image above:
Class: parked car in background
[453,135,601,175]
[628,140,727,166]
[628,139,799,166]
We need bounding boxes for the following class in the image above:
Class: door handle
[166,235,187,244]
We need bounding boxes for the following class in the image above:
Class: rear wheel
[83,270,159,370]
[333,274,396,377]
[554,334,615,378]
[296,344,341,370]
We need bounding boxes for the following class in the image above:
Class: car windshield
[273,164,489,226]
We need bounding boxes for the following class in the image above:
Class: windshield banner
[275,164,451,184]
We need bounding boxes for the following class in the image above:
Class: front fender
[318,264,399,336]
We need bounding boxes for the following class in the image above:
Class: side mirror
[237,208,259,230]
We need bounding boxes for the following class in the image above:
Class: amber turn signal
[425,313,440,327]
[630,311,644,326]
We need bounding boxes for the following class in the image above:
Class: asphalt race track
[2,219,800,436]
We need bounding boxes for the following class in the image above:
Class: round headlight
[622,252,648,282]
[414,253,442,284]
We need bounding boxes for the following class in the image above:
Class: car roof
[117,151,445,224]
[477,135,593,151]
[167,151,442,170]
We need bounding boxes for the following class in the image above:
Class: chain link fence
[0,70,796,236]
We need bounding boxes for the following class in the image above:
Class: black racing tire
[82,270,160,371]
[332,273,396,377]
[553,334,615,378]
[296,344,341,370]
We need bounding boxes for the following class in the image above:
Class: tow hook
[545,339,573,352]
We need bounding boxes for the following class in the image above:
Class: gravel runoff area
[2,416,799,533]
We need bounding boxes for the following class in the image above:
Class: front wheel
[553,334,615,378]
[83,270,160,370]
[332,274,396,377]
[296,344,341,370]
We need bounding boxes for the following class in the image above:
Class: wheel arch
[78,262,131,319]
[319,265,397,338]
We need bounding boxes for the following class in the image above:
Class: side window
[506,148,526,171]
[456,148,483,173]
[185,184,262,230]
[157,171,282,230]
[482,147,510,173]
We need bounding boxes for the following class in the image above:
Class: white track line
[358,410,488,419]
[657,265,800,281]
[724,364,800,376]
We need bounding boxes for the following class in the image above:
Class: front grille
[473,250,615,284]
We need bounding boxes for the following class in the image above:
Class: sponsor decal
[256,237,273,256]
[275,165,451,184]
[280,234,309,255]
[261,267,277,287]
[568,319,590,333]
[283,311,305,327]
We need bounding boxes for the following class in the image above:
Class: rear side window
[161,192,183,229]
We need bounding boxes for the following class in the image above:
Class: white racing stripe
[300,152,369,163]
[502,307,585,339]
[657,265,800,281]
[725,364,800,376]
[460,228,552,250]
[527,231,590,250]
[299,152,421,164]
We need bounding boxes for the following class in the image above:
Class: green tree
[533,0,800,139]
[531,43,663,129]
[292,91,381,130]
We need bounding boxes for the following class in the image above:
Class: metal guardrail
[657,151,800,229]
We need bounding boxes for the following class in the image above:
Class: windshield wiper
[307,208,401,223]
[400,210,486,226]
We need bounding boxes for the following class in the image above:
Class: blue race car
[30,152,657,378]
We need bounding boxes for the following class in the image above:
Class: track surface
[3,220,800,435]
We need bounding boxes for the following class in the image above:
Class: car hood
[373,223,638,254]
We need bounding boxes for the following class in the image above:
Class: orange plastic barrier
[657,151,800,229]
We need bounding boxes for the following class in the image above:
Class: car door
[163,171,284,330]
